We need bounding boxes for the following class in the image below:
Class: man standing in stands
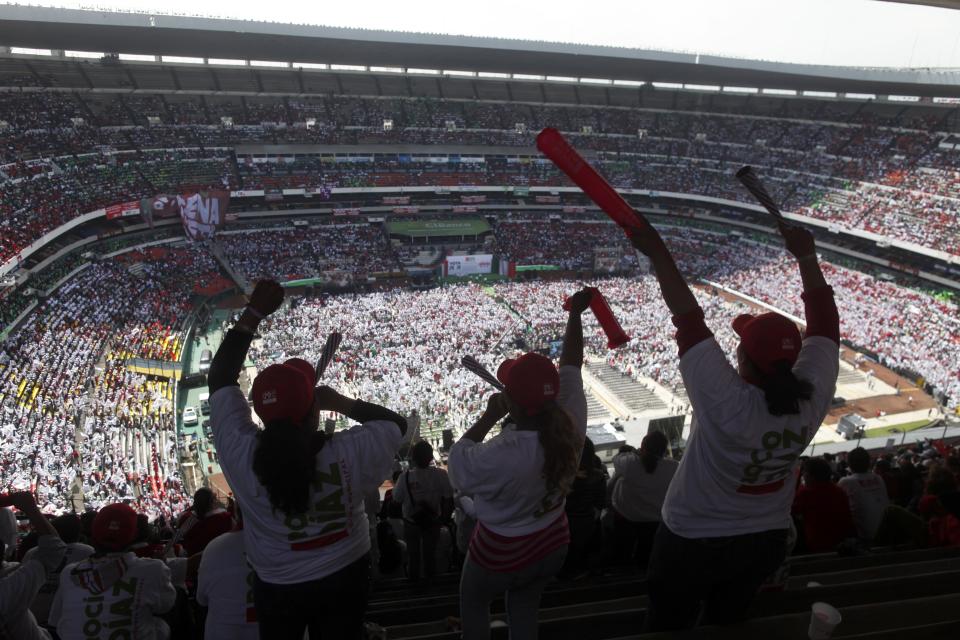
[627,215,839,630]
[50,503,177,640]
[792,457,855,553]
[392,440,453,583]
[838,447,891,543]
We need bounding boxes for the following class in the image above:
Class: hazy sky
[7,0,960,68]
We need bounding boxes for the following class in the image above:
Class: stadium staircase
[585,362,669,415]
[365,546,960,639]
[585,389,612,424]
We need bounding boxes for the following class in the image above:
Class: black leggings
[253,553,371,640]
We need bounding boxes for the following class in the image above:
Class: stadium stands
[2,14,960,639]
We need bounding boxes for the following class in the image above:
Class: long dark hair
[759,361,814,416]
[252,420,325,516]
[538,404,581,497]
[640,431,668,474]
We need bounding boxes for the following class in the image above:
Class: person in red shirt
[177,488,235,557]
[792,458,855,553]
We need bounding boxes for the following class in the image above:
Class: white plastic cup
[808,602,842,639]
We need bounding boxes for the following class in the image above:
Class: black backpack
[404,471,439,528]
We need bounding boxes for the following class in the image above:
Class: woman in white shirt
[609,431,677,569]
[208,280,409,640]
[448,289,591,640]
[627,216,839,631]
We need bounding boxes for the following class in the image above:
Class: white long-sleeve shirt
[196,531,257,640]
[0,534,66,640]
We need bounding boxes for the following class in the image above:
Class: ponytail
[639,431,668,474]
[761,361,814,416]
[537,404,581,498]
[252,421,326,516]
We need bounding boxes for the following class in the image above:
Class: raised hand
[566,289,594,315]
[778,222,817,260]
[247,280,285,317]
[482,393,511,423]
[313,385,351,414]
[0,491,38,512]
[625,217,667,259]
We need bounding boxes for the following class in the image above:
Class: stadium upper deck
[1,4,960,101]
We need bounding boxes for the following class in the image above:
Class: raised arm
[559,289,592,368]
[208,280,285,394]
[313,386,409,436]
[779,223,839,344]
[627,218,712,356]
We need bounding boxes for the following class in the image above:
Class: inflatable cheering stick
[564,287,631,349]
[536,127,644,233]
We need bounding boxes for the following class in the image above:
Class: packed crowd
[4,89,960,264]
[0,147,234,265]
[249,285,516,440]
[0,246,225,518]
[217,223,401,283]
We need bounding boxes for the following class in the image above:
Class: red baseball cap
[251,358,315,425]
[92,504,138,551]
[732,312,802,375]
[497,353,560,415]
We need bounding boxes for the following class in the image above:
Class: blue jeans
[645,524,788,631]
[460,546,567,640]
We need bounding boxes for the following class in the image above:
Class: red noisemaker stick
[536,127,644,233]
[564,288,631,349]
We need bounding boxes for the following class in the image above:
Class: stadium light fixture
[119,53,156,62]
[844,93,876,100]
[723,86,758,93]
[547,76,577,82]
[64,50,103,59]
[934,97,960,104]
[803,90,837,98]
[513,74,545,81]
[887,95,920,102]
[250,60,290,68]
[581,78,613,85]
[292,62,328,70]
[684,84,720,92]
[330,64,366,71]
[10,47,51,56]
[613,80,645,87]
[370,66,402,73]
[478,72,510,79]
[762,88,797,96]
[161,56,204,64]
[443,70,476,77]
[208,58,246,66]
[408,68,440,75]
[652,82,683,89]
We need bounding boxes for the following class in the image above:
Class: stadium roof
[3,5,960,97]
[881,0,960,8]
